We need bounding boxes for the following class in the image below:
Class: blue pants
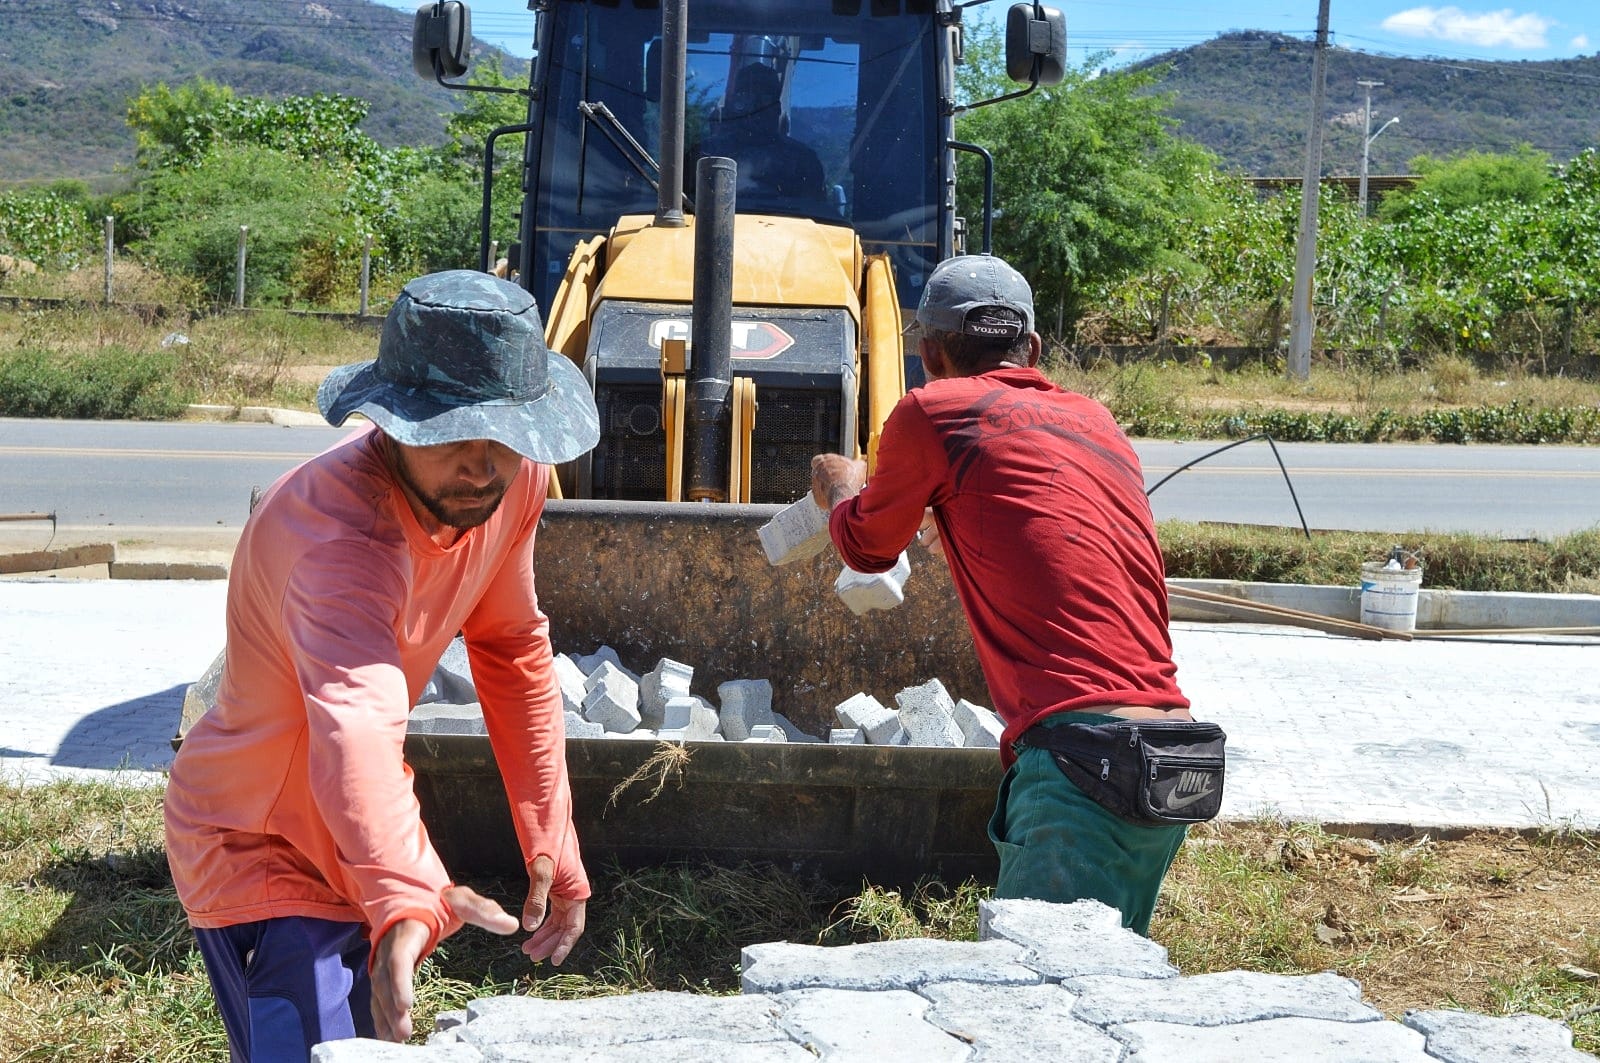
[988,714,1188,935]
[192,916,373,1062]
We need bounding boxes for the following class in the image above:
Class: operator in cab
[697,61,827,206]
[810,254,1227,936]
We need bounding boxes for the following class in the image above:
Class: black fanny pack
[1014,718,1227,827]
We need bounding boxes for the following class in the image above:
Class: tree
[125,79,237,168]
[1378,145,1552,222]
[954,55,1223,339]
[125,144,353,305]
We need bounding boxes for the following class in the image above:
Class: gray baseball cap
[914,254,1035,340]
[317,270,599,464]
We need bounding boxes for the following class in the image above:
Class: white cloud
[1381,6,1554,48]
[1572,34,1591,50]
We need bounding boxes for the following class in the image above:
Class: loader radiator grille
[592,385,666,500]
[591,385,841,503]
[749,389,842,504]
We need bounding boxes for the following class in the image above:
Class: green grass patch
[1157,523,1600,593]
[0,348,189,419]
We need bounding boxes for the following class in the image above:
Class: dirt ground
[1160,824,1600,1042]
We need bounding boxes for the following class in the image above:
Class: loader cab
[520,0,953,315]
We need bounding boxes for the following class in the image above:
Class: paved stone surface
[300,899,1593,1061]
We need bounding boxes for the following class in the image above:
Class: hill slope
[6,12,1599,188]
[1140,31,1600,175]
[0,0,527,187]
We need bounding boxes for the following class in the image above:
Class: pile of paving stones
[407,639,1003,749]
[311,897,1595,1061]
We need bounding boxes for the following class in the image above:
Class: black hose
[1143,434,1312,541]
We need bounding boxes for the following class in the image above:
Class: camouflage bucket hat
[317,270,599,464]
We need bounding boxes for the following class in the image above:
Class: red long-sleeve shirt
[829,366,1187,764]
[164,426,587,959]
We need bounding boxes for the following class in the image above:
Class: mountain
[0,0,528,188]
[6,10,1600,189]
[1137,31,1600,176]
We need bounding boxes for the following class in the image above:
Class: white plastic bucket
[1359,561,1423,632]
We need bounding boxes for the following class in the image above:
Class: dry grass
[0,302,375,410]
[1160,822,1600,1041]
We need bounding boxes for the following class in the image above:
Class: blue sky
[382,0,1595,65]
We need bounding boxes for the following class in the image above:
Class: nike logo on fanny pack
[1166,787,1217,810]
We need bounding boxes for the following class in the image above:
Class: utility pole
[1357,79,1398,217]
[1288,0,1331,382]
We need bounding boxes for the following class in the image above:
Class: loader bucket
[409,734,1003,888]
[533,499,989,738]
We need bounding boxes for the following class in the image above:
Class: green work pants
[987,713,1187,936]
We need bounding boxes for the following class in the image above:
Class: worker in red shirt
[165,270,600,1056]
[811,254,1226,934]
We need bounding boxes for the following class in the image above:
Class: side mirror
[1005,4,1067,86]
[413,1,473,81]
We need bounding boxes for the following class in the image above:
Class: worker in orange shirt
[165,270,600,1057]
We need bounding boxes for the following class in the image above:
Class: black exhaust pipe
[656,0,687,228]
[684,156,736,502]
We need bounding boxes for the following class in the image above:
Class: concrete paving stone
[772,711,821,742]
[1403,1008,1596,1062]
[562,713,605,739]
[478,1039,817,1062]
[741,936,1040,994]
[1068,970,1381,1026]
[654,697,693,731]
[757,493,832,567]
[418,638,476,706]
[675,696,719,740]
[576,645,631,681]
[917,981,1123,1063]
[835,691,905,744]
[748,724,787,743]
[581,660,640,733]
[895,678,963,747]
[978,899,1177,981]
[407,703,487,736]
[776,988,970,1062]
[953,699,1003,748]
[718,679,775,741]
[550,654,587,714]
[456,992,789,1048]
[1110,1014,1432,1061]
[639,658,694,729]
[312,1041,481,1061]
[829,728,864,744]
[834,553,910,615]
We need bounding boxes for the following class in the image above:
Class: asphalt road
[1,417,1597,539]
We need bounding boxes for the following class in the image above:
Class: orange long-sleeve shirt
[164,426,588,959]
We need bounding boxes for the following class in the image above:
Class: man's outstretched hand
[521,853,587,965]
[372,885,519,1042]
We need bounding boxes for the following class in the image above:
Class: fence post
[488,239,499,275]
[234,225,249,309]
[102,216,114,304]
[359,233,373,317]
